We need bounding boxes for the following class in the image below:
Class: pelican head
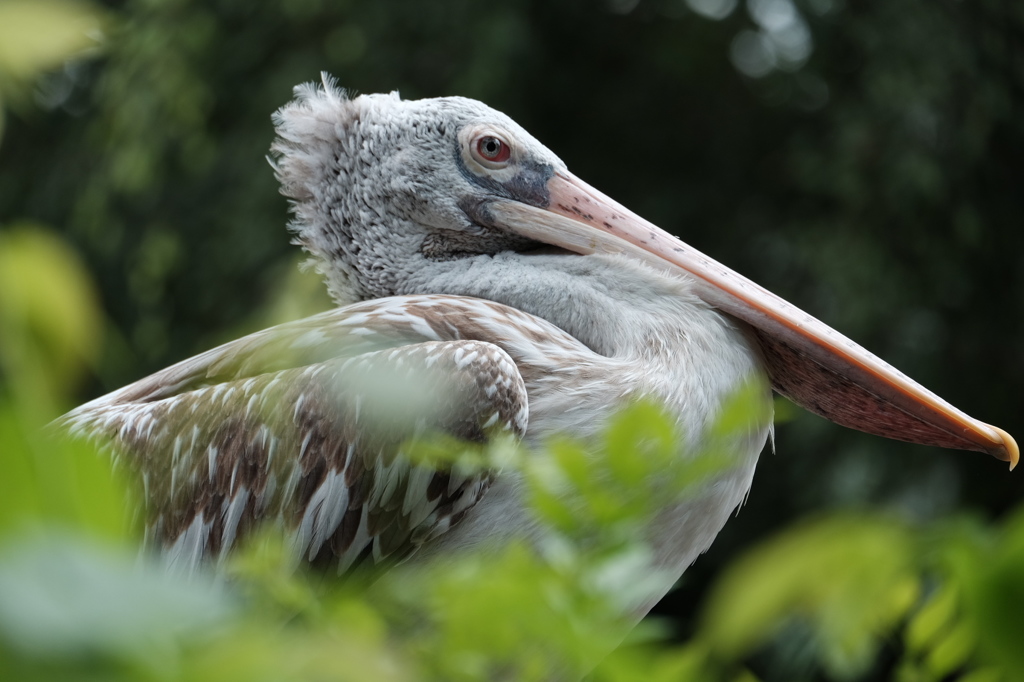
[271,80,569,304]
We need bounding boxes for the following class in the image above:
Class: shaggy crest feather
[270,74,403,304]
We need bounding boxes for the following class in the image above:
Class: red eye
[476,136,511,163]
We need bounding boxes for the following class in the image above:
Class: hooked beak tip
[991,425,1020,470]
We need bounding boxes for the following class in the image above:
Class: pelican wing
[59,298,531,574]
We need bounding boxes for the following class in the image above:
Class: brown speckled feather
[57,295,589,573]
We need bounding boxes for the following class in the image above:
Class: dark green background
[2,0,1021,678]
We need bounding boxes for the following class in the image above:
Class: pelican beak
[487,170,1018,468]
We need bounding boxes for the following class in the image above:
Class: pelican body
[61,77,1017,613]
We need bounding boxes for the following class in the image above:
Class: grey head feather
[270,73,566,306]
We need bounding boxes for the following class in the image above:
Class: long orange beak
[488,170,1018,468]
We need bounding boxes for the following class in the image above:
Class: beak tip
[989,425,1019,471]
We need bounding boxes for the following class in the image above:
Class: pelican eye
[475,135,511,163]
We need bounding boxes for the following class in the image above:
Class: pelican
[61,77,1017,614]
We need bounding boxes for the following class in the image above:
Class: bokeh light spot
[685,0,739,20]
[730,30,776,78]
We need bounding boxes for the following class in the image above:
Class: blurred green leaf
[0,0,108,142]
[380,541,637,682]
[604,401,678,484]
[0,425,136,541]
[0,535,231,658]
[957,669,1004,682]
[925,622,974,680]
[0,0,106,80]
[701,515,920,678]
[0,226,103,412]
[708,377,773,443]
[594,639,716,682]
[0,227,131,542]
[944,508,1024,676]
[906,584,957,655]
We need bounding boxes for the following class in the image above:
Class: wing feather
[63,295,585,418]
[60,331,529,573]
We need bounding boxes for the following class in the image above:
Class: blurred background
[1,0,1022,679]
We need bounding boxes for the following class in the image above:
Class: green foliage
[703,515,920,678]
[0,0,104,79]
[936,511,1024,678]
[0,227,131,544]
[0,0,107,140]
[0,227,102,411]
